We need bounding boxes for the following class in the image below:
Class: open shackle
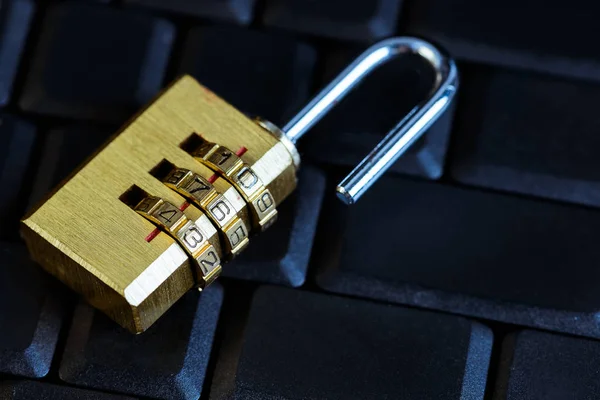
[281,36,458,205]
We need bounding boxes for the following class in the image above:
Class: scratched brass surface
[21,75,298,333]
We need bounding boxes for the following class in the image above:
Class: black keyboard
[2,1,600,399]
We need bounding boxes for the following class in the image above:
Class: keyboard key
[315,175,600,339]
[407,0,600,81]
[19,3,175,123]
[0,114,37,240]
[224,165,325,286]
[263,0,403,42]
[59,285,223,399]
[125,0,256,24]
[0,380,134,399]
[28,125,112,207]
[451,65,600,207]
[494,330,600,399]
[0,243,63,378]
[302,46,455,179]
[210,286,492,399]
[0,0,34,106]
[179,25,316,125]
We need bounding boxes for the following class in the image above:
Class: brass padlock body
[21,76,298,333]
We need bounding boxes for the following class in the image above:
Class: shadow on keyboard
[2,0,600,399]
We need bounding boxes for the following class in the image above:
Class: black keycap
[451,65,600,207]
[263,0,403,42]
[407,1,600,81]
[0,380,135,399]
[315,175,600,339]
[0,114,37,240]
[224,165,325,286]
[125,0,256,24]
[494,330,600,399]
[59,285,223,400]
[210,286,492,399]
[179,25,316,125]
[0,0,34,106]
[0,243,63,378]
[19,3,175,123]
[301,46,455,179]
[27,125,112,207]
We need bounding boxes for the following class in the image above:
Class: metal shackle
[282,37,458,204]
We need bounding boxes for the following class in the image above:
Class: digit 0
[236,167,258,190]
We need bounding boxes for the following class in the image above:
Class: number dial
[134,196,222,288]
[251,190,277,229]
[194,142,243,175]
[176,221,222,285]
[163,168,250,256]
[195,248,221,286]
[133,196,187,231]
[192,141,278,231]
[165,168,217,205]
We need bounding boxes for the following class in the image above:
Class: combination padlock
[20,37,457,333]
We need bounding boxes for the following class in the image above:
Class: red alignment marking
[145,202,190,243]
[236,146,248,157]
[145,229,160,242]
[208,174,218,184]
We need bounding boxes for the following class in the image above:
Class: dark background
[2,1,600,399]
